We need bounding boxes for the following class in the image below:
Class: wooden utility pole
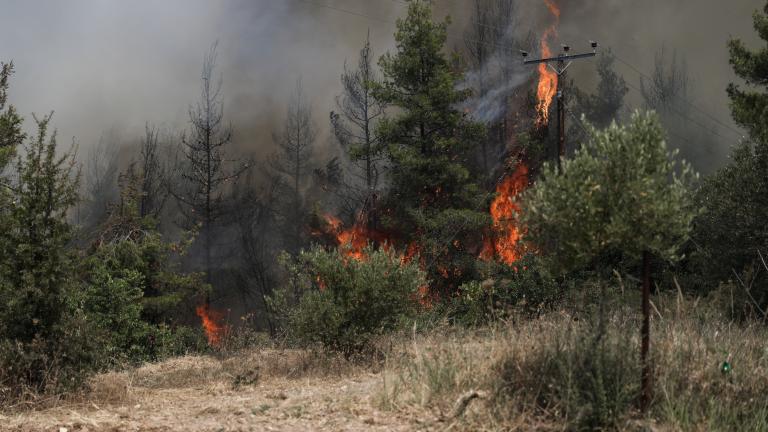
[641,250,652,411]
[522,42,598,172]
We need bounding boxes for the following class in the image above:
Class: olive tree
[522,110,697,410]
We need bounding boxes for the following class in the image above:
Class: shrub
[270,245,426,354]
[0,305,100,404]
[494,319,640,430]
[0,115,99,400]
[451,254,560,325]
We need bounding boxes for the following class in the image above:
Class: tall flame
[196,304,227,347]
[481,163,529,265]
[535,0,560,126]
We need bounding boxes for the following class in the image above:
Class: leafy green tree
[373,0,489,297]
[86,168,207,323]
[693,2,768,308]
[522,111,697,410]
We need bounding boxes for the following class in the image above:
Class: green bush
[270,245,426,354]
[451,254,560,325]
[78,263,148,365]
[0,303,101,403]
[149,324,209,359]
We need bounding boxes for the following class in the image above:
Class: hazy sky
[0,0,763,168]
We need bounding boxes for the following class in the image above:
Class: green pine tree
[575,50,628,128]
[80,166,208,361]
[86,166,208,326]
[727,1,768,144]
[374,0,489,297]
[0,61,24,190]
[0,114,79,342]
[693,2,768,309]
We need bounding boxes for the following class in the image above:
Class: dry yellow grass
[3,292,768,431]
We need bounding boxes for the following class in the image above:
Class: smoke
[460,53,531,124]
[444,0,763,170]
[0,0,403,160]
[0,0,763,171]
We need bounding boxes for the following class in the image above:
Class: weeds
[376,292,768,431]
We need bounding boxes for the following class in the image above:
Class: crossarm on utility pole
[521,44,597,173]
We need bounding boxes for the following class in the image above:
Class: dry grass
[6,290,768,431]
[374,291,768,431]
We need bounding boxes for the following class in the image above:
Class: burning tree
[522,110,697,410]
[373,0,489,297]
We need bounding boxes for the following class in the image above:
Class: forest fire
[195,304,228,347]
[535,0,560,126]
[481,162,530,265]
[317,213,390,260]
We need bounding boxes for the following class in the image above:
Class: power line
[298,0,526,57]
[301,0,743,146]
[611,54,746,140]
[622,80,739,146]
[299,0,393,23]
[300,0,745,154]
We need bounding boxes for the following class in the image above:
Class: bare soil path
[1,353,440,432]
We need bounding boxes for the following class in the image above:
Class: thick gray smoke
[0,0,402,159]
[0,0,763,170]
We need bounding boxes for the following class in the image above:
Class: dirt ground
[0,352,444,432]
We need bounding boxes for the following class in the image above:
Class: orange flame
[481,163,529,265]
[195,304,228,347]
[535,0,560,126]
[318,213,390,261]
[314,213,434,307]
[543,0,561,18]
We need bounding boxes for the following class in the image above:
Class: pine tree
[575,50,628,128]
[693,2,768,307]
[270,80,317,253]
[0,61,24,182]
[374,1,489,297]
[0,114,79,342]
[174,43,247,300]
[727,1,768,144]
[331,33,386,229]
[86,166,206,331]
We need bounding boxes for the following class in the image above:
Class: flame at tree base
[481,162,529,265]
[196,304,228,347]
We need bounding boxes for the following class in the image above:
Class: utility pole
[522,41,598,172]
